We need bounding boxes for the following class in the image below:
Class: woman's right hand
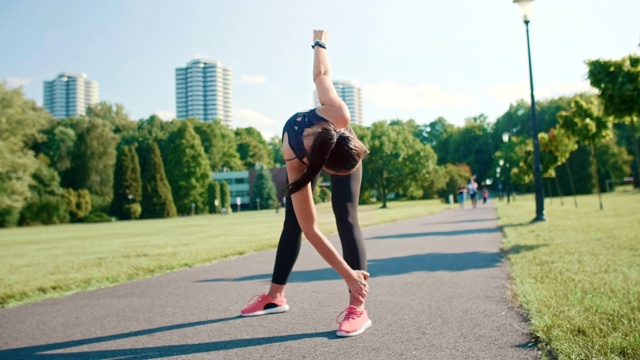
[346,270,370,302]
[313,29,328,44]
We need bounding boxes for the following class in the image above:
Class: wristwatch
[312,41,327,50]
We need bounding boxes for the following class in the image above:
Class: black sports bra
[282,108,330,164]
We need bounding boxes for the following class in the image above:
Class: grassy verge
[497,187,640,359]
[0,199,450,308]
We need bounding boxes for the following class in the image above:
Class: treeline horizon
[1,54,638,227]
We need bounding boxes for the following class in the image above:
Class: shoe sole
[336,319,372,337]
[240,304,290,317]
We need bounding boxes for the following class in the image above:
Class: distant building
[43,73,99,118]
[314,80,363,125]
[212,168,288,210]
[176,58,232,126]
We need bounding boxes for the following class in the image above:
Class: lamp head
[513,0,533,23]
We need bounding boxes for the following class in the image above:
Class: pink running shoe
[240,293,289,317]
[336,305,372,337]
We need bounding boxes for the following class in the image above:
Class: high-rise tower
[176,59,232,125]
[43,73,99,119]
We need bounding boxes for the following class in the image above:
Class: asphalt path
[0,202,538,359]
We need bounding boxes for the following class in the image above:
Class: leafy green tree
[436,164,471,203]
[235,127,272,169]
[207,180,221,214]
[111,145,142,219]
[55,117,119,205]
[138,141,177,219]
[0,84,53,227]
[365,120,438,208]
[587,55,640,185]
[194,120,243,171]
[418,117,455,148]
[86,102,137,142]
[253,166,277,210]
[539,127,579,206]
[19,158,70,225]
[165,121,211,215]
[220,181,231,213]
[558,96,614,209]
[268,135,284,168]
[63,188,92,221]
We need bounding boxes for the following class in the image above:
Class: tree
[139,141,177,219]
[268,135,284,168]
[55,117,119,208]
[63,188,92,222]
[194,120,243,172]
[558,96,614,209]
[207,180,221,214]
[19,158,70,225]
[417,117,454,147]
[111,145,142,219]
[165,121,211,215]
[235,127,272,169]
[587,55,640,186]
[538,127,579,207]
[220,181,231,213]
[253,167,277,210]
[0,84,53,227]
[365,120,438,208]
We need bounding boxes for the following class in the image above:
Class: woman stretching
[240,29,371,337]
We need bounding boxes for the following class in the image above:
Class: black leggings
[271,164,367,285]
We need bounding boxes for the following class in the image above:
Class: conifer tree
[253,167,277,209]
[207,180,221,214]
[220,181,231,213]
[139,141,177,218]
[111,145,142,219]
[164,121,210,215]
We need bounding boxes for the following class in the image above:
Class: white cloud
[361,81,476,110]
[488,81,595,102]
[154,110,176,121]
[3,77,34,89]
[234,108,279,139]
[239,75,267,85]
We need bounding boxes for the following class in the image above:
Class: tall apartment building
[313,80,363,125]
[175,58,233,126]
[43,73,99,119]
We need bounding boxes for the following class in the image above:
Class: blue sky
[1,0,639,138]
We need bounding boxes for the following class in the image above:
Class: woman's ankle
[268,284,286,299]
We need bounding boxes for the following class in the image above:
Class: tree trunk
[546,179,553,205]
[554,174,564,206]
[629,116,640,188]
[565,162,578,208]
[590,141,604,210]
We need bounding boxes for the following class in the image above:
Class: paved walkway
[0,202,538,359]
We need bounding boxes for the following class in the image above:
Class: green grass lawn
[497,187,640,359]
[0,199,450,308]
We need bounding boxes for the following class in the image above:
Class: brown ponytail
[287,122,369,196]
[287,122,338,195]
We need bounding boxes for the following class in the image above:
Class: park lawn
[0,199,449,308]
[497,188,640,359]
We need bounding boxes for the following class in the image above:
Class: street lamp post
[502,132,511,204]
[513,0,545,221]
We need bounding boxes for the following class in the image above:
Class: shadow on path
[200,251,505,284]
[0,317,337,359]
[425,218,494,226]
[369,227,500,240]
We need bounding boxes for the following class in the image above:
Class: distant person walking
[457,184,467,209]
[240,30,371,337]
[482,187,489,205]
[468,176,479,208]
